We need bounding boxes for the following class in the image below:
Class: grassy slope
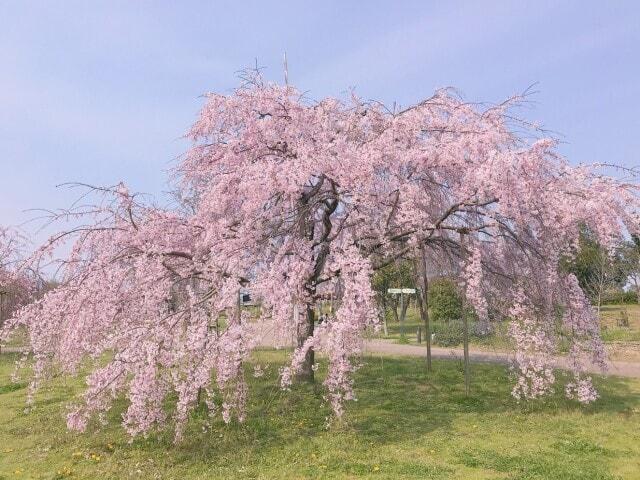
[1,351,639,480]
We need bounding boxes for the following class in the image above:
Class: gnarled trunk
[296,304,315,382]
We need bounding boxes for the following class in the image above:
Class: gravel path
[4,338,640,379]
[363,339,640,379]
[0,346,27,354]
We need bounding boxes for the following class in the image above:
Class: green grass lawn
[1,351,640,479]
[376,307,512,350]
[599,304,640,343]
[378,304,640,351]
[0,327,27,349]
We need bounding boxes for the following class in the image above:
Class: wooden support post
[463,310,470,395]
[399,291,405,339]
[460,234,470,396]
[0,291,5,355]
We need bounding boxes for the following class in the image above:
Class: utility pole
[283,52,289,86]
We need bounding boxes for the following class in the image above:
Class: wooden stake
[460,234,470,396]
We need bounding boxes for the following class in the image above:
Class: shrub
[429,278,463,322]
[433,320,464,347]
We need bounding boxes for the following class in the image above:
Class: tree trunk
[295,304,315,382]
[400,295,409,323]
[390,296,399,322]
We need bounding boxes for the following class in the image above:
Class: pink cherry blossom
[0,227,35,325]
[3,74,639,440]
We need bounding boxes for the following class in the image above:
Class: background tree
[429,278,464,323]
[0,227,35,330]
[562,227,629,312]
[372,259,415,328]
[620,235,640,304]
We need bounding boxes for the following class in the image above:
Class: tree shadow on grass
[123,355,640,470]
[347,356,639,480]
[345,355,640,445]
[1,351,639,479]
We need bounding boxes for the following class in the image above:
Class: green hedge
[432,320,464,347]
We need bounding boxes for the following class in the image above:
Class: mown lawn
[600,304,640,343]
[376,307,513,350]
[1,351,639,479]
[379,304,640,351]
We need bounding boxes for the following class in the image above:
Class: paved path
[4,339,640,379]
[363,339,640,379]
[0,346,26,354]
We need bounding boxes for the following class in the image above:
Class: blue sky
[1,1,639,234]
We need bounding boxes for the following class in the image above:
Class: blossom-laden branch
[3,73,639,441]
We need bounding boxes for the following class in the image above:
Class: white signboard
[387,288,416,294]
